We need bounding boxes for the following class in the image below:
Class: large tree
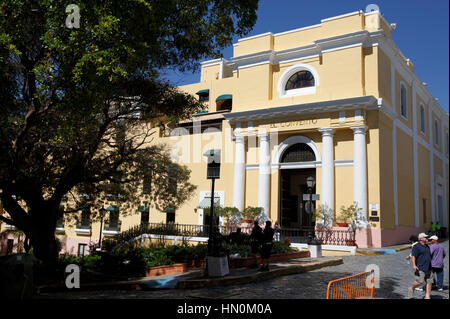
[0,0,258,261]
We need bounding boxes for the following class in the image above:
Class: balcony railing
[113,223,356,247]
[103,220,122,236]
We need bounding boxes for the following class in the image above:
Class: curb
[178,257,343,289]
[36,257,344,293]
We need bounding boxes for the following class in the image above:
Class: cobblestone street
[38,241,449,299]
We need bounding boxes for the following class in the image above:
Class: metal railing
[326,270,375,299]
[113,223,356,247]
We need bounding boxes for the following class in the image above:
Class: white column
[258,133,271,222]
[351,125,369,228]
[232,135,246,212]
[318,128,335,226]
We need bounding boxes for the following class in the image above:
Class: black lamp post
[98,208,106,251]
[204,150,221,257]
[306,176,316,244]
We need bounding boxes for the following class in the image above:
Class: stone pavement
[36,240,449,299]
[37,256,343,293]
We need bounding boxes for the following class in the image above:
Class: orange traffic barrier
[326,270,375,299]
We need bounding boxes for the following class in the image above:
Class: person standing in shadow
[249,220,263,269]
[259,220,275,272]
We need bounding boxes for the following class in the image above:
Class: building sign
[267,119,318,129]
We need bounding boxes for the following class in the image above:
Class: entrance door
[278,142,317,228]
[280,168,316,228]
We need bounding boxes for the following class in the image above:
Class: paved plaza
[38,241,448,299]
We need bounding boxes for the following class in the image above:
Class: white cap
[418,233,428,239]
[429,235,438,241]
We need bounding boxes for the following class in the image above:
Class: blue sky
[162,0,449,113]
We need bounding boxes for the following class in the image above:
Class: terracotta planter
[346,239,357,246]
[336,222,349,227]
[145,263,187,277]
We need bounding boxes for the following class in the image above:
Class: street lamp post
[306,176,316,244]
[98,208,106,251]
[204,150,221,257]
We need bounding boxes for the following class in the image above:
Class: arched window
[285,71,315,91]
[281,143,316,163]
[400,84,408,118]
[278,64,319,98]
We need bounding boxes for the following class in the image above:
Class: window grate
[281,143,316,163]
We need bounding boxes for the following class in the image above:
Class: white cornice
[237,32,273,43]
[229,30,379,71]
[320,10,363,23]
[200,58,228,68]
[223,95,378,123]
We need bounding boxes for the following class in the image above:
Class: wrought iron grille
[281,143,316,162]
[113,223,356,247]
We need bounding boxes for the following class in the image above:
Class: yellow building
[1,9,448,254]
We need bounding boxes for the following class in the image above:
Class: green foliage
[242,207,263,220]
[312,205,334,226]
[272,242,297,254]
[203,206,241,219]
[0,0,259,262]
[338,204,361,225]
[57,254,102,272]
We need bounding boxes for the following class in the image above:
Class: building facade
[1,9,449,254]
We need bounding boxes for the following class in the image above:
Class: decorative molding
[272,135,322,165]
[318,128,335,137]
[224,95,378,123]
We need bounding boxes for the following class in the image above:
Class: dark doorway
[280,168,316,228]
[141,211,149,225]
[203,214,219,228]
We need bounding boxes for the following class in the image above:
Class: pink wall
[355,226,428,248]
[59,236,97,256]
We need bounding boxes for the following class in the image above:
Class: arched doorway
[279,143,317,228]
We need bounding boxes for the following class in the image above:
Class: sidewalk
[356,238,449,256]
[36,256,343,293]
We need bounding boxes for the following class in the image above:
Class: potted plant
[241,207,263,223]
[337,204,359,227]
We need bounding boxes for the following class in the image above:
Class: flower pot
[346,239,356,246]
[336,223,348,227]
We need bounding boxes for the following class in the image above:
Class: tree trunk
[29,206,59,262]
[31,229,58,262]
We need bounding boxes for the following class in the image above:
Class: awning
[196,110,209,114]
[215,94,232,102]
[196,89,210,95]
[203,149,220,156]
[162,207,175,213]
[137,205,149,213]
[106,205,118,211]
[196,197,221,209]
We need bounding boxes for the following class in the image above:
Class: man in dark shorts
[408,233,433,299]
[259,221,275,272]
[249,221,262,268]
